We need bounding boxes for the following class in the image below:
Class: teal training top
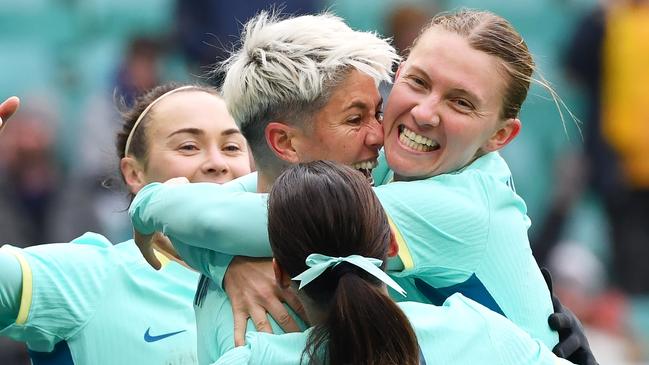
[213,294,573,365]
[374,152,557,347]
[133,173,306,364]
[192,274,307,364]
[0,233,199,365]
[130,152,557,350]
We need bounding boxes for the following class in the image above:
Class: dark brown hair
[268,161,419,365]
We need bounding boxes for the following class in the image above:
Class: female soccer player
[130,10,595,364]
[0,83,252,364]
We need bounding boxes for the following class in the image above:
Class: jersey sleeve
[0,234,115,352]
[129,177,272,258]
[0,250,22,328]
[172,241,234,287]
[374,176,489,287]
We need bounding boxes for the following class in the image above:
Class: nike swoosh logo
[144,327,186,343]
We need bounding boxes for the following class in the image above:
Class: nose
[202,149,229,176]
[411,96,441,128]
[365,117,384,150]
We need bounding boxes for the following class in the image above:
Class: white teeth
[351,160,378,170]
[399,126,439,152]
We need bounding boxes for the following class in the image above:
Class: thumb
[0,96,20,122]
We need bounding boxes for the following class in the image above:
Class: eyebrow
[408,65,483,105]
[221,128,243,137]
[343,97,383,112]
[167,128,204,138]
[167,127,242,138]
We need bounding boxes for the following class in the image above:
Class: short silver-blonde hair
[220,11,399,171]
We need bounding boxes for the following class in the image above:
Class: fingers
[552,332,581,359]
[133,230,161,270]
[0,97,20,133]
[141,244,162,270]
[233,310,248,347]
[152,233,181,261]
[0,96,20,121]
[548,312,572,331]
[250,308,272,334]
[281,289,308,326]
[540,267,553,293]
[266,298,300,333]
[584,353,599,365]
[164,177,190,185]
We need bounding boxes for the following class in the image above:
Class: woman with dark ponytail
[215,160,574,365]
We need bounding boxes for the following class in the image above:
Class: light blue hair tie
[292,253,406,296]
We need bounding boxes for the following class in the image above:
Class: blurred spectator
[114,37,162,107]
[0,106,101,246]
[77,36,163,179]
[563,0,649,360]
[174,0,322,84]
[386,3,437,56]
[74,36,167,242]
[599,0,649,297]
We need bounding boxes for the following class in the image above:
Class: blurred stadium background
[1,0,648,364]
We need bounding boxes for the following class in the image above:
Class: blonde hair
[219,11,400,171]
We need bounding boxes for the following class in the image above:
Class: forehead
[147,91,238,135]
[406,28,507,104]
[319,70,381,115]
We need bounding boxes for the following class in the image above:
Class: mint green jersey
[214,294,573,365]
[131,173,306,364]
[130,153,556,353]
[0,233,199,365]
[192,275,307,364]
[374,152,557,347]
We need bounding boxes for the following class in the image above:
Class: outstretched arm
[130,178,272,258]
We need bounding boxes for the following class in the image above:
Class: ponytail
[267,161,421,365]
[303,271,420,365]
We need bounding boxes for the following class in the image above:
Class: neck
[256,172,274,193]
[297,284,391,327]
[256,165,286,193]
[298,292,326,326]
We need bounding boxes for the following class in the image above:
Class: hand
[0,96,20,133]
[134,229,160,269]
[224,257,307,346]
[134,230,180,270]
[164,177,190,186]
[542,267,598,365]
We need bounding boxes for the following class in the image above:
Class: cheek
[154,155,202,181]
[227,155,253,177]
[386,84,415,116]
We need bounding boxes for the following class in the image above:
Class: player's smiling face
[289,69,384,182]
[139,91,251,187]
[383,28,512,180]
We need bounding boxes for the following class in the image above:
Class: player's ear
[273,258,292,289]
[388,230,399,257]
[266,122,300,164]
[482,118,521,152]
